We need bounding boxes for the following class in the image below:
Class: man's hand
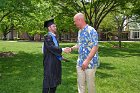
[81,60,89,71]
[63,47,71,53]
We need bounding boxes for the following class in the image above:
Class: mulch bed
[0,51,16,57]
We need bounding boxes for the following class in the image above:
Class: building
[129,22,140,40]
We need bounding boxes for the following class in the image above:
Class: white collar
[49,32,56,36]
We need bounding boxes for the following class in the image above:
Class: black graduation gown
[43,34,62,88]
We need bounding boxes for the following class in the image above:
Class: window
[132,31,140,39]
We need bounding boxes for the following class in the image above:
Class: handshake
[62,47,72,53]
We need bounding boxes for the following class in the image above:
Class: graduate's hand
[63,47,71,53]
[62,57,70,62]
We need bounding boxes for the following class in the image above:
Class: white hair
[74,13,85,20]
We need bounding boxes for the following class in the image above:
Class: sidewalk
[99,41,140,42]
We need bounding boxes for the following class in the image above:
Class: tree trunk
[39,34,42,41]
[2,27,9,40]
[58,33,62,41]
[118,27,122,48]
[9,24,14,40]
[30,36,34,41]
[3,32,7,40]
[27,33,34,41]
[9,30,14,40]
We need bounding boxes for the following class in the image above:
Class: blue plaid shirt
[77,25,99,69]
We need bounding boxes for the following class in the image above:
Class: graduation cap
[44,19,54,28]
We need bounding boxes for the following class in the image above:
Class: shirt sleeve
[90,28,98,47]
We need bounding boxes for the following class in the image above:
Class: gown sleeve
[44,35,62,57]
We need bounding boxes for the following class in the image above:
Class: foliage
[131,0,140,16]
[55,15,77,33]
[0,0,52,40]
[48,0,133,31]
[109,1,140,48]
[100,14,116,32]
[0,0,140,40]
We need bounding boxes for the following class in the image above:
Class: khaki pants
[77,67,96,93]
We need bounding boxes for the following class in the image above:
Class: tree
[132,0,140,16]
[48,0,131,31]
[0,0,51,40]
[0,0,35,40]
[112,1,140,48]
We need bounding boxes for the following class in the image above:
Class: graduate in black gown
[42,19,70,93]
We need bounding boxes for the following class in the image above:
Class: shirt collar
[83,24,88,30]
[81,24,88,31]
[48,32,56,36]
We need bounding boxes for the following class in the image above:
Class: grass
[0,41,140,93]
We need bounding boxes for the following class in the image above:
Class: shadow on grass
[98,63,115,70]
[59,54,78,93]
[0,51,43,93]
[96,63,115,78]
[99,47,140,57]
[61,42,140,57]
[99,42,140,57]
[0,51,78,93]
[96,71,113,78]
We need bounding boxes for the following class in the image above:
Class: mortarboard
[44,19,54,28]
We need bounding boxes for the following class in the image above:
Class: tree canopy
[0,0,140,40]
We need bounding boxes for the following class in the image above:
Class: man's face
[74,17,80,29]
[49,24,57,33]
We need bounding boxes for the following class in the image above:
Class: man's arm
[71,44,79,51]
[82,45,98,71]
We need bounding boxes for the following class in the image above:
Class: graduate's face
[49,24,57,33]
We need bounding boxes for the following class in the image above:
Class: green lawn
[0,41,140,93]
